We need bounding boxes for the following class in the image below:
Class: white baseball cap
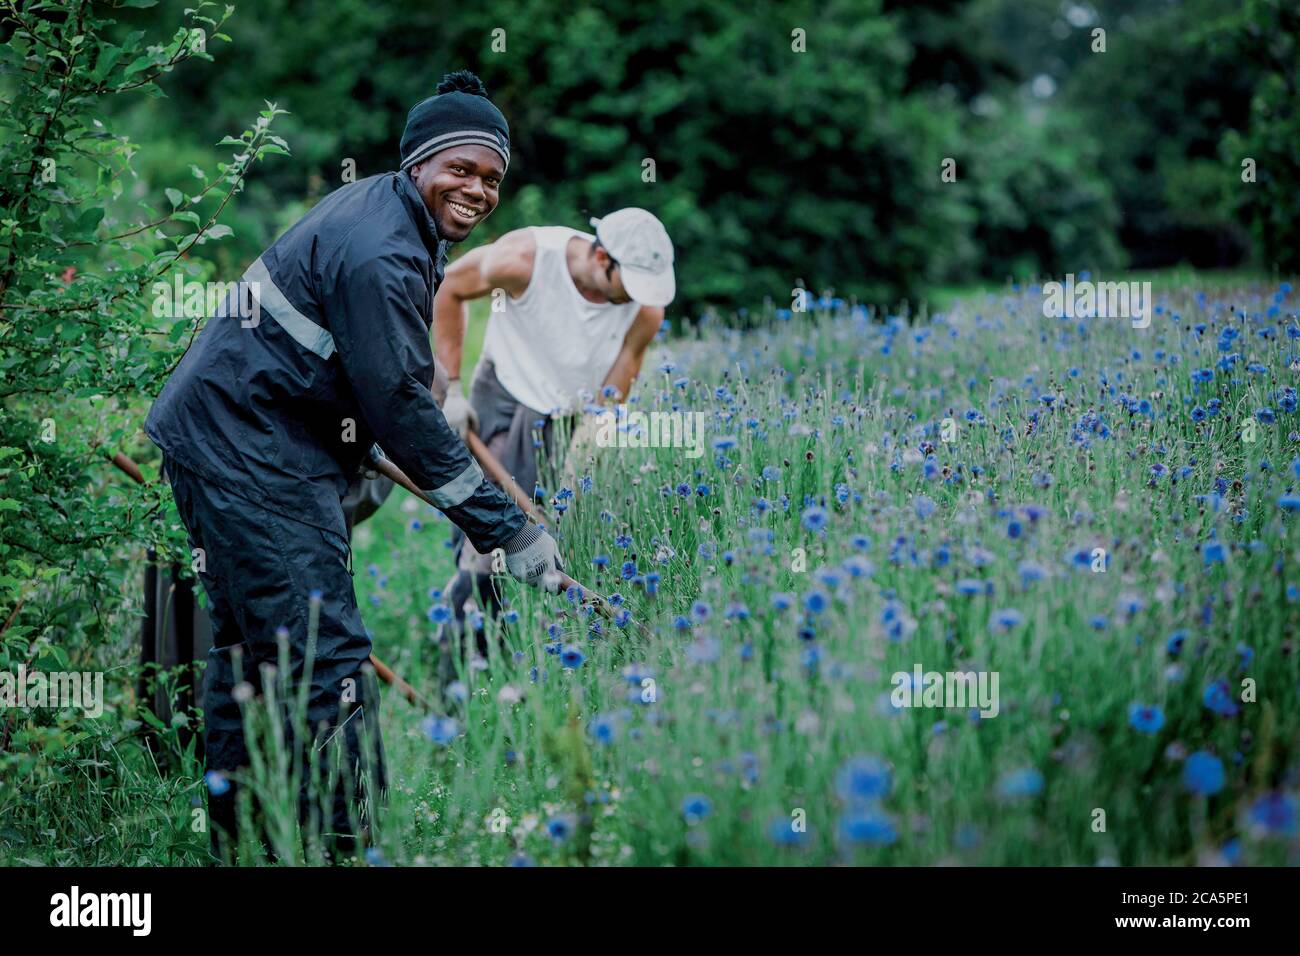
[589,208,676,307]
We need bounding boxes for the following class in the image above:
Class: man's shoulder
[312,174,427,273]
[479,228,538,291]
[531,224,591,249]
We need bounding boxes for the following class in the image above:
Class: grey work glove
[504,522,564,593]
[441,381,478,440]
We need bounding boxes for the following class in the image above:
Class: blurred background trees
[94,0,1296,317]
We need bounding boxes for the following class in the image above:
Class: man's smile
[444,197,484,224]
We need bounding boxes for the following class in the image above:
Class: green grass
[5,275,1298,866]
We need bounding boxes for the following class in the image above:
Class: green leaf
[77,207,105,231]
[122,55,155,77]
[165,187,183,208]
[92,46,124,81]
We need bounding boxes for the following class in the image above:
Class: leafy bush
[0,0,283,848]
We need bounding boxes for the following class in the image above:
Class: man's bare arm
[600,306,665,402]
[431,229,535,382]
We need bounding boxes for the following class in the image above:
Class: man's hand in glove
[441,380,479,440]
[504,522,564,593]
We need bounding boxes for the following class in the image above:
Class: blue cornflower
[803,589,829,615]
[1128,703,1165,734]
[1247,793,1297,837]
[1117,593,1145,616]
[1019,561,1046,583]
[560,644,585,669]
[835,755,892,802]
[989,608,1024,631]
[423,715,459,746]
[997,767,1044,799]
[1202,678,1240,717]
[1182,751,1225,796]
[546,813,576,842]
[681,794,712,824]
[588,714,617,746]
[801,505,828,533]
[767,816,811,847]
[837,807,897,846]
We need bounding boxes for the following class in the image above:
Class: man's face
[410,145,503,242]
[590,245,633,304]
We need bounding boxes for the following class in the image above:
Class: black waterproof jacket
[146,171,527,551]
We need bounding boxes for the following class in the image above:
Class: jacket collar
[394,170,450,275]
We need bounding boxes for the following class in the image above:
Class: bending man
[432,207,675,643]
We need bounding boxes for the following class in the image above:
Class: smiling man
[144,71,561,860]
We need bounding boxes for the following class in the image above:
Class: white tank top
[481,226,641,414]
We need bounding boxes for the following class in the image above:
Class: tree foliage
[0,0,283,740]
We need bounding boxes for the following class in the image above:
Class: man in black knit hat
[145,71,562,860]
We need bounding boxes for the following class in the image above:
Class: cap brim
[621,265,676,308]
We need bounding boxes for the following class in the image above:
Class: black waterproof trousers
[163,455,385,860]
